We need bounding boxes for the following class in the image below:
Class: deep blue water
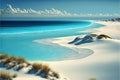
[0,20,103,61]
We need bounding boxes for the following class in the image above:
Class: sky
[0,0,120,14]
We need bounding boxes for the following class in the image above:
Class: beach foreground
[1,21,120,80]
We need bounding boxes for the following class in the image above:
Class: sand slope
[42,37,119,80]
[38,21,120,80]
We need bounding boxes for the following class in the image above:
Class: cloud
[1,4,74,16]
[0,4,119,17]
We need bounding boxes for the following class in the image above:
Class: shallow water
[0,20,103,61]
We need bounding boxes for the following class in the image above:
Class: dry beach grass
[0,70,17,80]
[0,54,60,80]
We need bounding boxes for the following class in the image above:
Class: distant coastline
[1,16,118,21]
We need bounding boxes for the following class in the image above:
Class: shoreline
[0,21,120,80]
[33,21,120,80]
[34,36,94,61]
[34,21,120,62]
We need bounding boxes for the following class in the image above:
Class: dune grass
[32,63,51,75]
[52,71,60,78]
[97,34,112,39]
[40,64,51,78]
[0,54,60,79]
[29,63,51,78]
[30,63,59,78]
[0,54,8,60]
[0,70,11,79]
[1,56,16,65]
[41,64,50,74]
[32,63,43,70]
[16,57,26,64]
[0,70,17,80]
[26,62,31,67]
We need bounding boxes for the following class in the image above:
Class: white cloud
[2,4,74,16]
[0,4,119,17]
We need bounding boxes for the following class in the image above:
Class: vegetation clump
[69,33,112,45]
[97,34,112,39]
[16,57,27,64]
[0,54,8,60]
[52,71,60,79]
[0,54,60,79]
[1,56,16,65]
[0,70,17,80]
[32,63,43,70]
[40,64,51,78]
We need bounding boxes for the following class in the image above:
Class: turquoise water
[0,21,103,61]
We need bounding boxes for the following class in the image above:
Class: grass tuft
[1,56,16,64]
[16,57,26,64]
[0,70,12,79]
[32,63,43,70]
[41,64,50,74]
[26,62,31,67]
[0,70,17,79]
[97,34,112,39]
[0,54,8,60]
[52,71,60,78]
[0,54,60,79]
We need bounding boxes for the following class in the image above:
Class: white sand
[87,21,120,39]
[1,21,120,80]
[35,21,120,80]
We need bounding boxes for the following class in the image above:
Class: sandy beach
[1,0,120,80]
[0,21,120,80]
[34,21,120,80]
